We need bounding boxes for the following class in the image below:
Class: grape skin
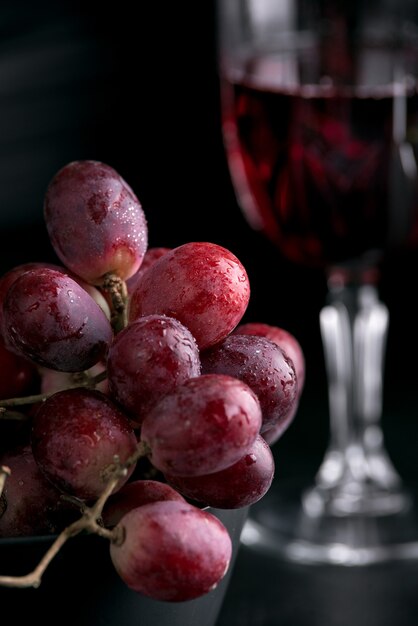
[129,241,250,350]
[126,247,171,295]
[31,388,138,500]
[140,374,262,477]
[44,160,148,285]
[2,267,113,372]
[201,334,298,433]
[110,500,232,602]
[0,262,45,339]
[0,445,74,537]
[165,434,274,509]
[0,262,111,334]
[107,314,201,425]
[102,479,185,527]
[234,321,305,395]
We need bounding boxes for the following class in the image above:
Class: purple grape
[140,374,262,477]
[126,247,171,295]
[44,160,148,285]
[201,334,298,433]
[0,445,74,537]
[2,267,113,372]
[0,262,45,340]
[31,388,138,500]
[129,242,250,349]
[165,434,275,509]
[102,479,185,527]
[110,500,232,601]
[107,315,201,425]
[233,321,306,395]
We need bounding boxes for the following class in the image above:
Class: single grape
[0,445,75,537]
[102,479,185,527]
[110,500,232,602]
[165,434,274,509]
[44,160,148,285]
[0,262,45,338]
[31,388,138,500]
[140,373,262,476]
[129,241,250,350]
[0,262,111,333]
[2,267,113,372]
[126,247,171,295]
[107,315,201,425]
[234,321,306,395]
[201,334,298,433]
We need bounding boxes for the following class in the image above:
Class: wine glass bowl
[218,0,418,565]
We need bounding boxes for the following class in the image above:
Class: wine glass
[217,0,418,565]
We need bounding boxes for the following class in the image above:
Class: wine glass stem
[303,280,410,517]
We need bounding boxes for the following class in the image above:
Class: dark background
[2,3,418,624]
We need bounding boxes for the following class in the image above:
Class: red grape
[102,479,185,527]
[201,334,298,433]
[107,315,201,425]
[165,434,274,509]
[2,267,113,372]
[0,262,45,339]
[140,374,262,476]
[126,247,171,295]
[31,388,138,500]
[0,262,111,334]
[109,500,232,601]
[129,242,250,350]
[44,160,148,285]
[0,445,73,537]
[234,321,306,394]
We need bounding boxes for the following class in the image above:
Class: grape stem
[0,465,11,499]
[0,440,151,588]
[101,273,129,333]
[0,370,108,410]
[0,408,28,421]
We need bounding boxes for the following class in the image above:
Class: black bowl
[0,506,247,626]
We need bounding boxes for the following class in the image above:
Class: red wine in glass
[223,57,418,270]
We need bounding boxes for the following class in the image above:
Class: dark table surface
[217,540,418,626]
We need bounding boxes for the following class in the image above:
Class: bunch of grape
[0,160,305,602]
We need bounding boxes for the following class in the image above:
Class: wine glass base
[241,479,418,566]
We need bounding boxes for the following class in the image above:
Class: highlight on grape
[0,160,305,602]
